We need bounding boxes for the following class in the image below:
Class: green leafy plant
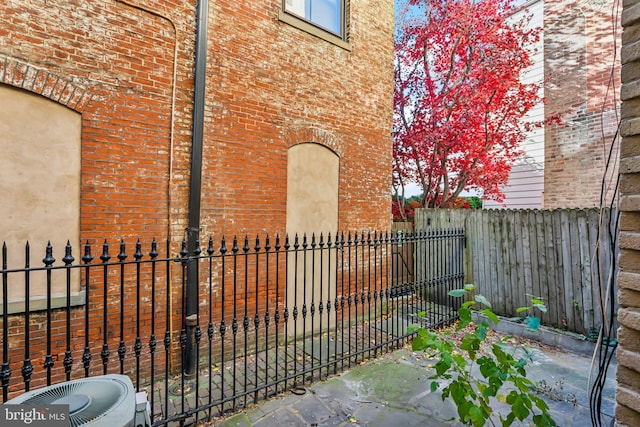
[466,196,483,210]
[408,284,556,427]
[512,296,548,331]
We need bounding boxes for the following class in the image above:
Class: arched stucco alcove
[0,84,81,310]
[285,142,339,336]
[286,142,339,235]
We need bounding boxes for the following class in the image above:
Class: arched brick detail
[0,55,93,113]
[282,126,345,158]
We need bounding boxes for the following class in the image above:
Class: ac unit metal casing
[3,374,138,427]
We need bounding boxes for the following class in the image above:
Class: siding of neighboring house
[482,162,545,208]
[485,0,621,209]
[617,0,640,423]
[484,0,545,209]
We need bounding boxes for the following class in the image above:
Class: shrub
[408,284,556,427]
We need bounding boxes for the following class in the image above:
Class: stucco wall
[286,143,339,236]
[0,85,81,304]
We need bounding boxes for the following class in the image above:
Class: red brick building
[618,0,640,423]
[0,0,394,396]
[543,0,620,208]
[0,0,393,247]
[485,0,621,209]
[0,2,393,299]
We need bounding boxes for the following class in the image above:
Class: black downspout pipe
[185,0,209,377]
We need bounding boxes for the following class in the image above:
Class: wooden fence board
[588,208,603,334]
[601,208,620,335]
[578,211,593,334]
[542,210,557,327]
[477,210,484,288]
[494,210,506,315]
[552,211,567,330]
[515,211,527,313]
[488,212,500,311]
[506,210,518,317]
[568,209,583,333]
[526,211,536,311]
[533,210,548,325]
[527,212,538,317]
[414,207,618,337]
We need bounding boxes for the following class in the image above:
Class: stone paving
[209,341,617,427]
[148,300,455,426]
[142,301,618,427]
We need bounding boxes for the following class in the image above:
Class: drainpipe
[185,0,209,377]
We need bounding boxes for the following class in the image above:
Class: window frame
[279,0,351,51]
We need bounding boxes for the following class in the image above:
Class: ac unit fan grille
[5,375,135,427]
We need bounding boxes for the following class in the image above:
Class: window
[285,0,342,35]
[279,0,350,50]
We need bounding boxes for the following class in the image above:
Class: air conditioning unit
[3,374,150,427]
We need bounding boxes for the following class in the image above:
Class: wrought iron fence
[0,229,464,426]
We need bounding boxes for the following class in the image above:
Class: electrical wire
[587,0,622,424]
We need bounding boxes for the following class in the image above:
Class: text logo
[1,405,69,426]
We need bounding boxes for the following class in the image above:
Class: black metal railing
[0,229,464,426]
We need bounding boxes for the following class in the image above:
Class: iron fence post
[184,313,198,379]
[185,233,199,378]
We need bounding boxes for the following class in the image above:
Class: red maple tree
[393,0,542,208]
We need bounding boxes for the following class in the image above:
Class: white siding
[485,0,545,209]
[483,163,544,208]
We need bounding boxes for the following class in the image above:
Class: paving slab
[210,340,617,427]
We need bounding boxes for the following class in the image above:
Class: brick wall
[1,0,199,245]
[1,0,203,379]
[543,0,620,208]
[617,0,640,423]
[201,1,394,237]
[1,0,393,243]
[0,0,393,388]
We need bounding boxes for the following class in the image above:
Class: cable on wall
[114,0,180,369]
[587,0,622,424]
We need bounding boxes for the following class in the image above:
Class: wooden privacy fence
[414,208,618,338]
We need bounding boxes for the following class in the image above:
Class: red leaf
[393,0,541,208]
